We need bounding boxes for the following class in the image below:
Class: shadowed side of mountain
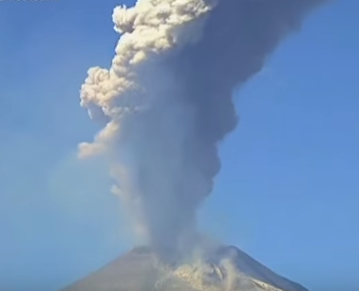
[59,248,197,291]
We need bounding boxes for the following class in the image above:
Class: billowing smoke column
[79,0,326,257]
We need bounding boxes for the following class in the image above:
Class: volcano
[60,246,309,291]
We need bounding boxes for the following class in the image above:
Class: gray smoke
[79,0,327,258]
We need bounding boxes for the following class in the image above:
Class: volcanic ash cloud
[78,0,326,257]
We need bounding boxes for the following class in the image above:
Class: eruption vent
[79,0,327,256]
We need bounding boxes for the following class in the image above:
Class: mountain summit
[60,245,309,291]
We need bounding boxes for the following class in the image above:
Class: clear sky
[0,1,357,291]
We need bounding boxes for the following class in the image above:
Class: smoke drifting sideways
[78,0,326,259]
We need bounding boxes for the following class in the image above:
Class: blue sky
[0,1,357,291]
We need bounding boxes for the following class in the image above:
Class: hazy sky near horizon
[0,1,357,291]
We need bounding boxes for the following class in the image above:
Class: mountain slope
[60,246,309,291]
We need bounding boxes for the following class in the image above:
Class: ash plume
[78,0,326,258]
